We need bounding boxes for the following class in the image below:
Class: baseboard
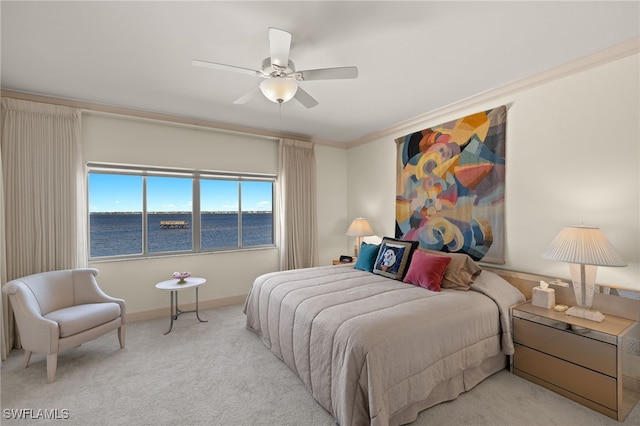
[623,374,640,392]
[126,294,247,323]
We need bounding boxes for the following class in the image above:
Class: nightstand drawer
[514,344,617,410]
[514,317,616,377]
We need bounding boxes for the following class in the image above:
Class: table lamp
[542,225,626,321]
[346,218,374,257]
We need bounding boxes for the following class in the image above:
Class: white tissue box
[532,286,555,309]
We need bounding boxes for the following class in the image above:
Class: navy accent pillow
[372,237,418,280]
[354,243,380,272]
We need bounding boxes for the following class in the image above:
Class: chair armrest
[3,281,59,353]
[72,269,127,324]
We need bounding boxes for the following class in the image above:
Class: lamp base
[565,306,605,323]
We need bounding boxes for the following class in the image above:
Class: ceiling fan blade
[298,66,358,81]
[233,86,262,104]
[269,27,291,68]
[293,87,319,109]
[192,60,261,77]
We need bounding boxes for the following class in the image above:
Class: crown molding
[346,36,640,148]
[0,89,347,146]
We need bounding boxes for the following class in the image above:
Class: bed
[244,258,525,426]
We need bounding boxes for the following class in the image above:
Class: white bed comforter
[244,265,524,426]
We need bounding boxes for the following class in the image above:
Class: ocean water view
[90,212,273,257]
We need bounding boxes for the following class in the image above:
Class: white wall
[83,114,282,315]
[315,144,349,265]
[346,54,640,292]
[83,113,278,173]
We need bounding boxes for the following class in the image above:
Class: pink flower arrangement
[172,272,191,284]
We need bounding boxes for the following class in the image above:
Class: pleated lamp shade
[542,226,626,267]
[542,225,626,309]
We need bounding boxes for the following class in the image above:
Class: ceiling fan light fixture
[193,27,357,108]
[260,78,298,104]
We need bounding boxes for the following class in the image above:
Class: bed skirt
[386,353,507,426]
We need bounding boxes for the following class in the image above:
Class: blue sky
[89,174,272,212]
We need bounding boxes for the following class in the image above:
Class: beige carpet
[1,304,639,426]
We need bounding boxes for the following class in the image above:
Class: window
[200,179,239,250]
[88,165,274,259]
[241,181,274,246]
[147,176,193,253]
[88,173,143,257]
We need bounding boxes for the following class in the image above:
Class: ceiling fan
[192,27,358,108]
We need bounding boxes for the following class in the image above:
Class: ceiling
[2,1,639,144]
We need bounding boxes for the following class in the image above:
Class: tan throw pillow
[424,250,482,290]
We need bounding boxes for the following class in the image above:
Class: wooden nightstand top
[513,301,635,337]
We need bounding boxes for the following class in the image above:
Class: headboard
[486,266,640,322]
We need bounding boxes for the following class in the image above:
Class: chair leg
[47,353,58,383]
[118,325,126,348]
[22,351,32,369]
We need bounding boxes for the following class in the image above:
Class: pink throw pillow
[403,250,452,292]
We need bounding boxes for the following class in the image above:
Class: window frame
[87,163,276,261]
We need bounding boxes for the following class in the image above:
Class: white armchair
[2,268,126,383]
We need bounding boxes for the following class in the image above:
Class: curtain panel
[277,138,318,270]
[1,98,86,357]
[0,151,7,362]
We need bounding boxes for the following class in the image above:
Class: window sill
[88,245,277,264]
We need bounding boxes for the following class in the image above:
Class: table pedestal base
[165,287,208,335]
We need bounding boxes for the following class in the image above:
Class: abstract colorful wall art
[395,106,506,264]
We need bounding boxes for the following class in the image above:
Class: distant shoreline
[90,211,271,215]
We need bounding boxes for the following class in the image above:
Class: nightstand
[332,258,355,265]
[512,301,640,421]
